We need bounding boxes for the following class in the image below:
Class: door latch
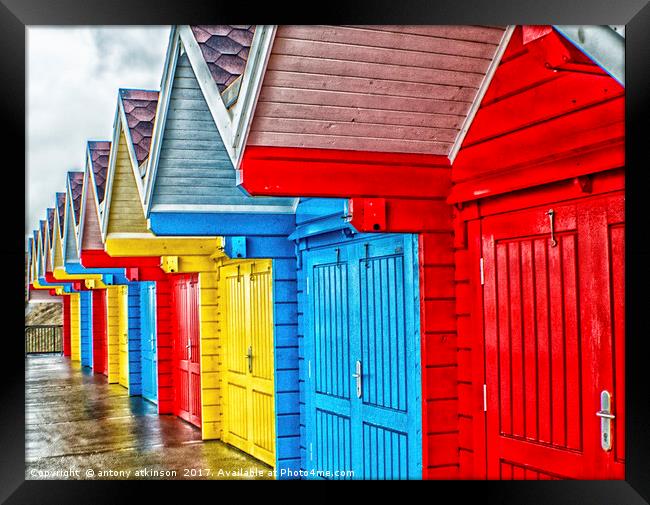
[352,360,362,398]
[596,390,615,451]
[245,345,253,373]
[186,339,192,361]
[546,209,557,247]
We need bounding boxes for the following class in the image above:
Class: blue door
[80,291,93,368]
[140,282,158,403]
[304,234,421,479]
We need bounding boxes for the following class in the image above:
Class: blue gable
[150,51,295,219]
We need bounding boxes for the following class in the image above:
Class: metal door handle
[245,345,253,373]
[546,209,557,247]
[352,360,362,398]
[597,390,614,451]
[187,340,192,360]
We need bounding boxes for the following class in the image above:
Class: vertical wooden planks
[127,282,142,396]
[92,289,107,375]
[69,293,81,362]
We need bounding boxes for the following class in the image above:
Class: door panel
[305,235,421,480]
[482,193,624,479]
[221,261,276,467]
[118,285,129,388]
[92,290,107,375]
[172,274,202,427]
[69,293,81,362]
[141,282,157,403]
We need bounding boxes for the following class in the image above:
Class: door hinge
[483,384,487,412]
[309,442,313,461]
[306,277,310,296]
[479,257,485,285]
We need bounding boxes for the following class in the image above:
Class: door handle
[546,208,558,247]
[245,345,253,373]
[186,340,192,361]
[597,390,614,451]
[351,360,362,398]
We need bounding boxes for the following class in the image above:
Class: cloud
[26,26,170,240]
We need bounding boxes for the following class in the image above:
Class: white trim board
[448,25,515,164]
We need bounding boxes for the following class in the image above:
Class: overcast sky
[26,26,170,242]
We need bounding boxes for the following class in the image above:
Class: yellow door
[221,260,276,467]
[106,285,127,385]
[118,285,129,388]
[69,293,81,362]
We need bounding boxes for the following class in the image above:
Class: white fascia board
[76,153,91,253]
[448,25,515,164]
[151,203,297,214]
[101,106,124,243]
[553,25,625,86]
[178,25,236,161]
[144,26,180,218]
[230,25,277,170]
[117,96,147,205]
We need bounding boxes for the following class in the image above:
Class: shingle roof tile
[47,208,54,244]
[190,25,256,93]
[119,89,159,166]
[56,192,66,235]
[68,171,84,226]
[88,141,111,203]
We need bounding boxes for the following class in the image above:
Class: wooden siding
[248,25,506,155]
[64,205,78,263]
[199,270,222,440]
[107,131,149,235]
[420,231,460,479]
[81,180,104,250]
[271,254,300,472]
[52,224,64,269]
[152,52,294,210]
[451,27,625,201]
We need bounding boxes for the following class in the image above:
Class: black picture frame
[5,1,649,502]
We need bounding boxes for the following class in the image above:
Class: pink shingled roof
[56,192,66,235]
[120,89,159,166]
[39,221,46,247]
[190,25,255,93]
[68,172,84,226]
[88,141,111,203]
[47,208,54,244]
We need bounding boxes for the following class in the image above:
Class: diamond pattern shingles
[39,221,46,248]
[68,171,84,226]
[190,25,255,93]
[120,89,159,166]
[56,192,66,235]
[88,141,111,204]
[47,208,54,244]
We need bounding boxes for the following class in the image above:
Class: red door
[62,296,71,357]
[92,289,108,376]
[171,274,202,428]
[482,192,624,479]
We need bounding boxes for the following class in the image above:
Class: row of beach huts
[26,24,625,479]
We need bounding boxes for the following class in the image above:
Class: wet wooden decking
[25,355,272,480]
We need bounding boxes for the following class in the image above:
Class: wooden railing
[25,325,63,354]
